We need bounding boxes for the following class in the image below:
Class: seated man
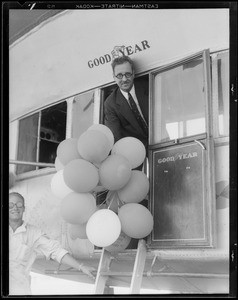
[9,192,95,295]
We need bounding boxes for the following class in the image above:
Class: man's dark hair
[9,192,25,205]
[111,55,134,73]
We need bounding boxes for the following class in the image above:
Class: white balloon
[86,209,121,247]
[88,124,114,150]
[51,170,73,199]
[55,156,64,171]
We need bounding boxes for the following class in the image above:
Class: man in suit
[104,55,149,152]
[103,56,149,249]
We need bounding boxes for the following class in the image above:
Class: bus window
[16,102,67,174]
[17,113,39,174]
[71,91,95,138]
[151,58,205,144]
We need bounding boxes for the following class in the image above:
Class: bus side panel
[214,143,229,250]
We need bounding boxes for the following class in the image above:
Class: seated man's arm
[34,232,95,279]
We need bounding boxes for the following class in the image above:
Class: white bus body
[9,9,230,294]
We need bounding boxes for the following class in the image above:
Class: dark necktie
[128,92,148,135]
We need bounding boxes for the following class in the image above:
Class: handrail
[9,159,55,167]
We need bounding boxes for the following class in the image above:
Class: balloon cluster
[51,124,153,252]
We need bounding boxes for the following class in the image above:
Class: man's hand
[79,264,96,280]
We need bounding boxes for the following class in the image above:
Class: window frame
[148,49,213,146]
[11,89,101,180]
[12,100,68,179]
[211,50,229,143]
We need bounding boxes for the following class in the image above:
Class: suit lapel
[115,88,146,136]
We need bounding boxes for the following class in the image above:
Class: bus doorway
[100,74,149,124]
[98,74,149,250]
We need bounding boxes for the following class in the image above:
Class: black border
[2,2,10,297]
[1,1,237,298]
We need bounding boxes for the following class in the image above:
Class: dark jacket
[104,83,149,148]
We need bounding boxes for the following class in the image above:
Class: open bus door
[147,49,216,249]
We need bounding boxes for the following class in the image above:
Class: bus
[8,7,232,294]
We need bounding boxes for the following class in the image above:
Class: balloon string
[98,198,108,207]
[97,191,125,209]
[97,189,109,197]
[116,196,120,213]
[118,196,125,206]
[98,190,109,207]
[107,195,115,209]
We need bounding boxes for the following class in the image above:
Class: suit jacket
[104,82,149,148]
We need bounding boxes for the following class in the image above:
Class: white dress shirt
[9,222,68,295]
[120,85,147,123]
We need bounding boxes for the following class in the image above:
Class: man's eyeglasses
[115,72,133,79]
[9,202,24,209]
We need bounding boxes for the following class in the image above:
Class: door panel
[148,50,215,248]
